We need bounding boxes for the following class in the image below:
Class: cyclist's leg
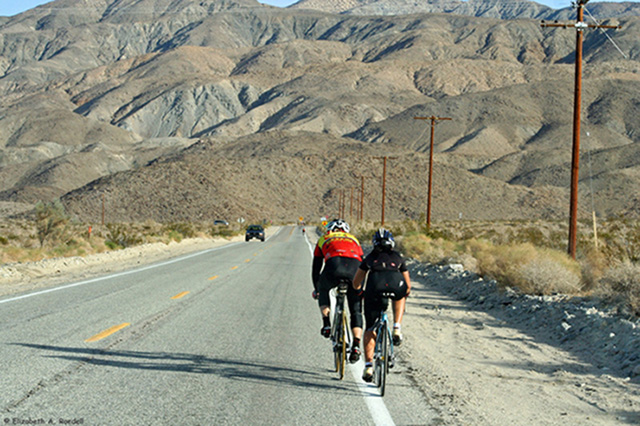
[329,257,363,339]
[362,292,382,382]
[347,281,363,338]
[390,280,408,344]
[392,297,406,324]
[363,289,384,365]
[317,271,335,337]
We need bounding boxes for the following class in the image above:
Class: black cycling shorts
[364,270,408,330]
[318,256,363,329]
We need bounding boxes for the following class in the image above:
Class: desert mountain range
[0,0,638,224]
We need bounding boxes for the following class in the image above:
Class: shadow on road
[11,343,358,395]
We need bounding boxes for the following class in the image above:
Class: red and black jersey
[313,231,363,261]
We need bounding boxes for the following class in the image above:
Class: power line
[584,5,629,59]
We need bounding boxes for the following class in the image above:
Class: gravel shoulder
[402,262,640,425]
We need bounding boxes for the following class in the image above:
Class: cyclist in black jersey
[352,228,411,382]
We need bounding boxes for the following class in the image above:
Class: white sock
[393,323,401,330]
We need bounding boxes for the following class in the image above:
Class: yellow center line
[208,275,219,281]
[171,291,190,300]
[85,323,130,343]
[231,266,238,270]
[245,259,251,263]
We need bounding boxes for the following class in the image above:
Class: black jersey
[359,249,408,273]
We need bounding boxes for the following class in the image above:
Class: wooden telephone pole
[357,175,374,222]
[414,116,452,229]
[542,1,619,259]
[349,186,355,222]
[374,156,397,226]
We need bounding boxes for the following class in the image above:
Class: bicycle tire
[374,322,382,388]
[338,309,348,380]
[379,321,389,396]
[332,306,342,373]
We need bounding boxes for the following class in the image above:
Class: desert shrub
[466,240,581,294]
[513,226,547,246]
[105,223,142,249]
[211,225,235,238]
[400,233,460,265]
[34,200,69,247]
[519,257,581,295]
[0,236,7,245]
[581,248,609,291]
[598,261,640,317]
[469,242,538,288]
[163,222,196,240]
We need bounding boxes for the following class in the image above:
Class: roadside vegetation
[0,201,242,264]
[351,218,640,318]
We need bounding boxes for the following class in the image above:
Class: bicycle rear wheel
[376,322,389,396]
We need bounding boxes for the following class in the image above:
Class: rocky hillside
[0,0,638,224]
[290,0,640,20]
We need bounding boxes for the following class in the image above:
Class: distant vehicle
[245,225,265,242]
[213,220,229,226]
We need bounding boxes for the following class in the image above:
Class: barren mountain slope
[348,77,640,218]
[0,0,638,222]
[61,130,574,223]
[291,0,640,19]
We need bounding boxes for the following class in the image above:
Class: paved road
[1,226,437,425]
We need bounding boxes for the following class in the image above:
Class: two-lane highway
[1,226,436,425]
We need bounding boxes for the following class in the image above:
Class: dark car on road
[245,225,265,242]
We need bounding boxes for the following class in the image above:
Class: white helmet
[326,218,350,233]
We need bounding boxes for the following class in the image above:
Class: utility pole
[414,116,452,230]
[542,1,619,259]
[374,156,397,226]
[357,175,374,222]
[349,186,355,223]
[360,177,365,222]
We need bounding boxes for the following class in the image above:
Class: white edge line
[0,241,244,306]
[306,228,395,426]
[349,361,396,426]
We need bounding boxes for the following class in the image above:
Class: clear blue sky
[0,0,637,17]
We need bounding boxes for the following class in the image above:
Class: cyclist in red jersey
[312,219,364,363]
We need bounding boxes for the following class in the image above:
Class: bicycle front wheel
[332,309,342,373]
[337,310,349,379]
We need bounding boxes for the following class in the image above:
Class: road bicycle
[330,279,352,380]
[372,293,396,396]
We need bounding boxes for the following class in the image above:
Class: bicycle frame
[372,297,394,396]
